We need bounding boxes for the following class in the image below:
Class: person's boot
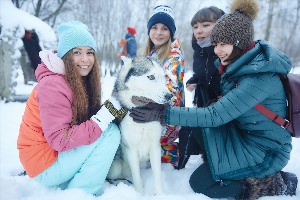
[236,172,287,199]
[280,171,298,196]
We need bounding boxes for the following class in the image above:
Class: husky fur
[108,56,171,194]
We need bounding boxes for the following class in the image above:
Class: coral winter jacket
[18,51,102,178]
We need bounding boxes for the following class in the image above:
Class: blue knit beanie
[57,21,97,58]
[147,5,176,39]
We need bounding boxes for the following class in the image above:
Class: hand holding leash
[129,102,169,125]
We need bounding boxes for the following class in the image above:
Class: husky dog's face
[113,56,171,109]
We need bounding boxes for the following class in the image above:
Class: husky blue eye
[147,75,155,80]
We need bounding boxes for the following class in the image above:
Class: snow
[0,0,299,199]
[291,66,300,74]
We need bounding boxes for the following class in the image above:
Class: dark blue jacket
[22,31,42,71]
[186,39,220,107]
[125,33,137,57]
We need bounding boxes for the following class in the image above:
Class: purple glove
[129,102,169,125]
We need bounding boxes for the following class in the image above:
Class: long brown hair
[62,51,101,126]
[144,37,171,63]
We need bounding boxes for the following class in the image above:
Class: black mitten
[129,102,169,125]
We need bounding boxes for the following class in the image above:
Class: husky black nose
[165,93,172,101]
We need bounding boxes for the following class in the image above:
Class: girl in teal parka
[130,0,298,199]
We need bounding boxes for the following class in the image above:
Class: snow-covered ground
[0,69,299,200]
[291,66,300,74]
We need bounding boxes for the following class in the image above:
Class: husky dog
[108,56,171,194]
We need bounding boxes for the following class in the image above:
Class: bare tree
[264,0,276,41]
[11,0,20,8]
[0,26,19,100]
[269,0,300,66]
[12,0,300,69]
[11,0,25,8]
[284,0,300,52]
[12,0,68,27]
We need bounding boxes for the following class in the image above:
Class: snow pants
[34,123,120,196]
[189,162,242,198]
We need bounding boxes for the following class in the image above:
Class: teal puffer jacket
[167,40,292,182]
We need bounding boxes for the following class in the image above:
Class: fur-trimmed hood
[38,50,65,75]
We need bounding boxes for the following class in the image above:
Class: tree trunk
[284,0,300,52]
[264,0,275,41]
[0,38,14,100]
[19,47,36,84]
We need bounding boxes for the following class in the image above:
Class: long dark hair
[224,46,242,64]
[62,51,101,126]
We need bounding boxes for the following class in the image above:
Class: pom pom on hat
[127,27,137,35]
[210,0,259,50]
[57,21,97,58]
[147,5,176,39]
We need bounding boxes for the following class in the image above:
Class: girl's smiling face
[149,23,171,49]
[214,42,233,65]
[72,46,95,76]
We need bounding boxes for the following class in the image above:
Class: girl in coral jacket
[17,21,125,196]
[144,5,185,168]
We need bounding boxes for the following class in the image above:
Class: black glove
[129,102,169,125]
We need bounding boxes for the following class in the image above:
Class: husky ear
[121,56,132,66]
